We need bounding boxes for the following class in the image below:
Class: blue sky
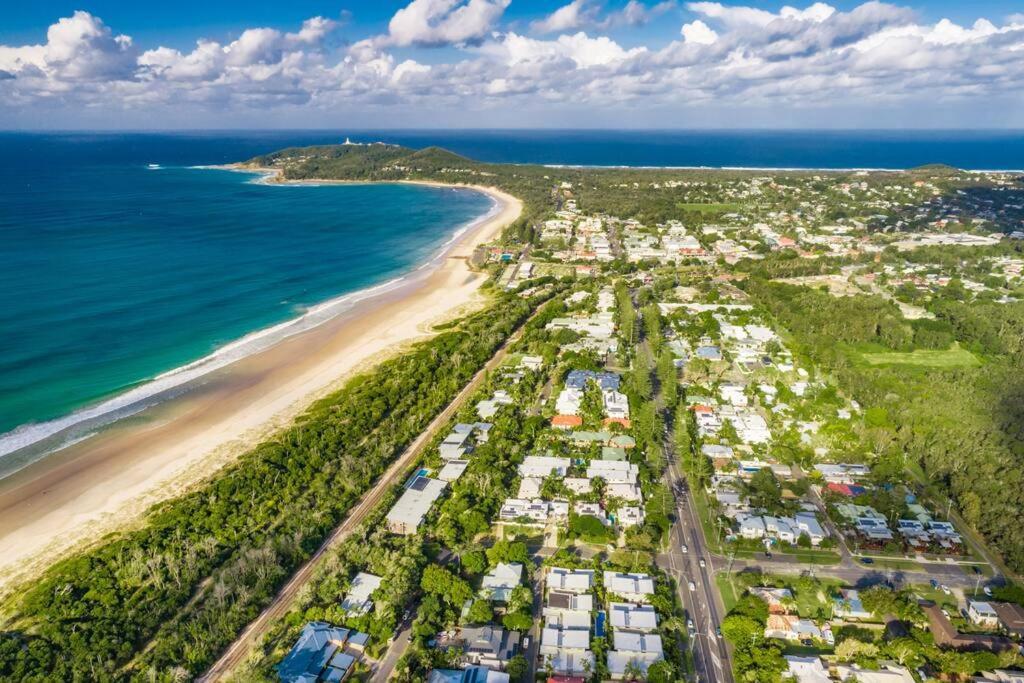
[1,1,1023,129]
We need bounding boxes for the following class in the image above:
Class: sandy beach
[0,181,521,595]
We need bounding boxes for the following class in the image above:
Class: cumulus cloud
[375,0,511,47]
[681,20,718,45]
[532,0,675,33]
[0,11,137,81]
[532,0,598,34]
[1,3,1023,122]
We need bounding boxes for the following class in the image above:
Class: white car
[688,581,696,591]
[681,544,688,554]
[699,558,706,568]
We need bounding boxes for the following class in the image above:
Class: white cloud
[478,31,646,67]
[533,0,675,33]
[681,20,718,45]
[0,11,136,81]
[378,0,511,47]
[2,3,1024,125]
[531,0,598,34]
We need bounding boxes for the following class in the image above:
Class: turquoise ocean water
[0,133,494,461]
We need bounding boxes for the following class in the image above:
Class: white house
[341,572,383,616]
[547,567,595,593]
[609,603,659,632]
[481,563,523,602]
[519,456,571,478]
[604,572,655,602]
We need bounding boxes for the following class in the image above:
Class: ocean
[0,132,494,462]
[1,128,1021,466]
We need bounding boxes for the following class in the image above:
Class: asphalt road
[659,435,733,683]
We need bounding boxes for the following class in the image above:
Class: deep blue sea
[0,132,494,457]
[1,129,1021,462]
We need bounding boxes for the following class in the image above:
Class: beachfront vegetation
[0,288,554,681]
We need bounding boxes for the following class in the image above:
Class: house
[750,587,794,614]
[386,476,447,534]
[609,603,659,632]
[739,515,767,540]
[607,632,663,679]
[585,460,638,484]
[783,656,830,683]
[969,601,1001,628]
[604,572,655,602]
[555,388,583,416]
[573,502,609,524]
[428,667,509,683]
[992,602,1024,638]
[500,499,567,524]
[794,513,827,545]
[564,478,593,495]
[921,602,1014,652]
[540,627,594,675]
[548,567,595,593]
[278,622,368,683]
[519,456,571,478]
[835,663,916,683]
[520,355,544,371]
[617,506,645,528]
[606,483,642,502]
[565,370,620,391]
[438,460,470,482]
[765,614,822,641]
[340,572,382,616]
[481,563,523,602]
[552,415,584,429]
[544,591,594,629]
[462,626,520,670]
[833,589,872,620]
[602,390,630,420]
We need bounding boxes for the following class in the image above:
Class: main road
[200,293,551,682]
[658,422,733,683]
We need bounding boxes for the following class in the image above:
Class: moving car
[688,581,696,591]
[699,558,706,568]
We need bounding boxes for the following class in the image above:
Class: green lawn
[715,572,743,612]
[857,344,980,368]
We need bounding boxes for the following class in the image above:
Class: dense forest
[0,289,551,681]
[744,279,1024,573]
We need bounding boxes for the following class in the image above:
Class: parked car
[715,626,722,638]
[687,619,695,633]
[930,579,939,589]
[861,557,874,565]
[984,586,994,597]
[681,544,688,554]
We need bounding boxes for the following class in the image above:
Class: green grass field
[715,572,743,612]
[858,345,980,368]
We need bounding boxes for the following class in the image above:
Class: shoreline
[0,173,498,470]
[0,179,522,595]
